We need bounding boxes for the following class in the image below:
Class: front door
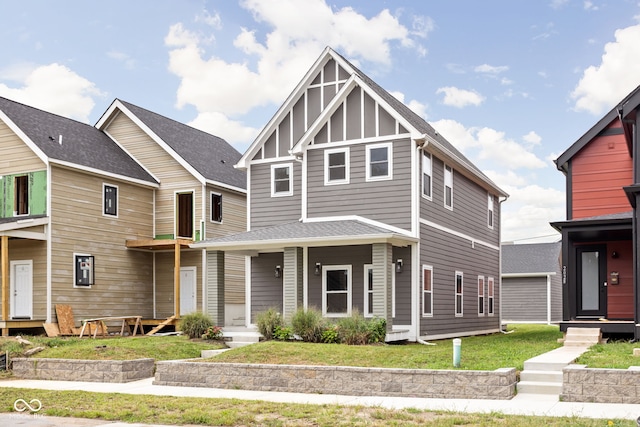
[10,261,32,319]
[180,267,196,316]
[576,245,607,317]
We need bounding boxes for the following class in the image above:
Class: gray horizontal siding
[550,274,563,322]
[250,162,302,229]
[307,139,412,231]
[419,225,500,337]
[502,277,548,322]
[250,253,284,323]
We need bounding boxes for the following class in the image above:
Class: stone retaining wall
[12,358,155,383]
[561,364,640,404]
[154,361,517,400]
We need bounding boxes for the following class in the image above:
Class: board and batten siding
[0,120,46,174]
[502,277,549,322]
[250,253,284,322]
[250,162,302,229]
[419,225,500,338]
[421,154,500,246]
[8,240,46,319]
[306,139,412,231]
[104,112,203,238]
[49,166,154,322]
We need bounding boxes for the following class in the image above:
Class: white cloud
[107,50,136,69]
[571,24,640,115]
[0,63,103,122]
[188,111,259,151]
[522,131,542,147]
[389,91,428,119]
[583,1,598,11]
[436,86,485,108]
[474,64,509,74]
[196,9,222,29]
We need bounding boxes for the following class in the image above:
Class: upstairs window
[325,148,349,185]
[444,164,453,210]
[211,192,222,223]
[271,163,293,197]
[488,194,494,229]
[103,184,118,217]
[14,175,29,216]
[478,276,485,316]
[422,151,432,199]
[455,271,463,317]
[366,143,393,181]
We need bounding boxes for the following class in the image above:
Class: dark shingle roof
[502,242,561,275]
[118,100,246,190]
[0,97,156,184]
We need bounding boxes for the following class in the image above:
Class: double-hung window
[211,192,222,223]
[422,151,432,199]
[444,164,453,209]
[325,148,349,185]
[322,265,352,317]
[488,194,494,229]
[422,265,433,316]
[103,184,118,217]
[488,277,495,316]
[271,163,293,197]
[478,276,485,316]
[455,271,463,317]
[366,143,393,181]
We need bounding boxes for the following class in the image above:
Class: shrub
[255,308,284,340]
[367,317,387,343]
[204,325,223,340]
[179,312,213,339]
[321,324,339,343]
[291,307,326,343]
[336,311,370,345]
[273,325,293,341]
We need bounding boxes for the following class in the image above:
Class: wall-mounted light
[612,251,619,259]
[275,265,281,278]
[396,259,403,273]
[314,263,322,275]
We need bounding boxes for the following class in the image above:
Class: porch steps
[146,315,176,336]
[223,327,262,349]
[517,328,599,395]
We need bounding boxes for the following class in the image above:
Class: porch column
[372,242,392,332]
[205,250,225,326]
[1,235,8,322]
[283,247,303,320]
[174,241,181,319]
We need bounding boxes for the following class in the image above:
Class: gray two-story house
[195,47,507,341]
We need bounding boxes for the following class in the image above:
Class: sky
[2,0,640,244]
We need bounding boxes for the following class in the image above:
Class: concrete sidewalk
[2,376,640,426]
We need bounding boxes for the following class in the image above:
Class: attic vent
[48,135,63,145]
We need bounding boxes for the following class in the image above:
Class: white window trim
[365,142,393,181]
[455,271,463,317]
[488,276,495,317]
[478,275,485,317]
[444,164,453,210]
[102,183,118,218]
[271,163,293,197]
[422,151,432,200]
[324,147,350,185]
[422,265,433,317]
[364,263,396,318]
[210,191,222,223]
[322,264,352,317]
[488,194,494,229]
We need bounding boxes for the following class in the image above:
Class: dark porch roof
[191,219,418,252]
[550,211,632,242]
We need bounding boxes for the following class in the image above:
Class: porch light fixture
[314,263,322,275]
[396,259,403,273]
[612,251,619,259]
[275,265,281,278]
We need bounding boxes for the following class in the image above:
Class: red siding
[607,240,634,320]
[571,122,632,219]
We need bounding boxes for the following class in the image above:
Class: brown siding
[154,251,203,319]
[8,240,47,319]
[49,166,154,322]
[0,120,46,173]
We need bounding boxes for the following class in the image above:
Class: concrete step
[523,359,570,372]
[226,341,257,349]
[519,370,563,383]
[564,327,602,346]
[517,380,562,395]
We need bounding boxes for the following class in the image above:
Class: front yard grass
[576,339,640,369]
[208,324,564,371]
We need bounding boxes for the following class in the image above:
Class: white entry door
[180,267,197,315]
[11,261,32,319]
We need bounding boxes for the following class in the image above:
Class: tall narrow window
[271,164,293,196]
[488,277,495,316]
[14,175,29,216]
[211,192,222,223]
[422,265,433,316]
[322,265,352,317]
[478,276,485,316]
[325,148,349,185]
[488,194,494,229]
[455,271,463,317]
[103,184,118,217]
[444,165,453,209]
[422,151,432,199]
[364,265,373,317]
[366,143,393,181]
